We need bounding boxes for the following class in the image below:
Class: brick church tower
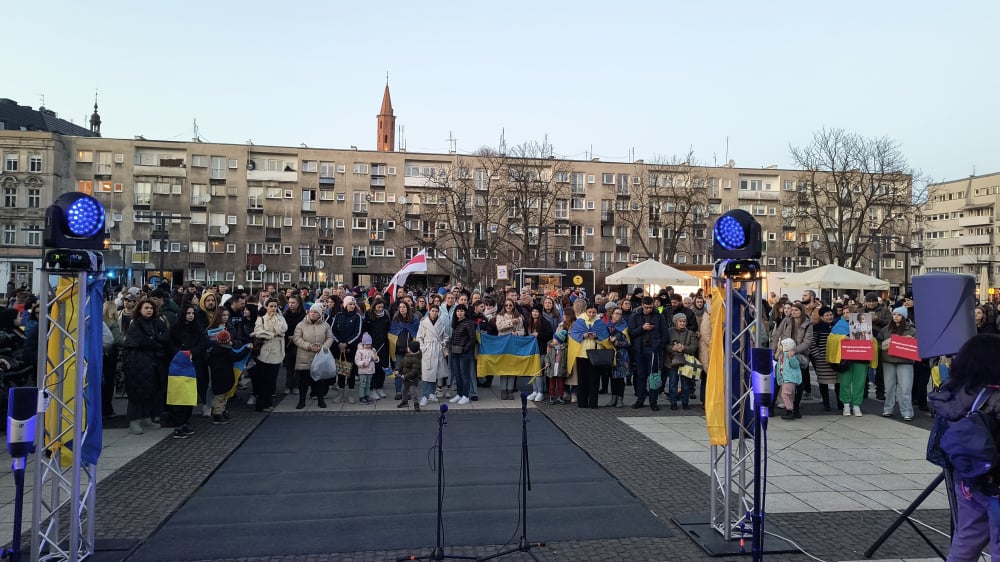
[376,81,395,152]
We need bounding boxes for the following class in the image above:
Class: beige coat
[291,316,334,372]
[252,313,287,365]
[699,305,712,374]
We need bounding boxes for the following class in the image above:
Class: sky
[8,1,999,185]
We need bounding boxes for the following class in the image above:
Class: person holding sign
[877,307,917,421]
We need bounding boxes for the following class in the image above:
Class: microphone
[7,387,38,459]
[749,348,773,421]
[439,404,448,413]
[521,391,528,407]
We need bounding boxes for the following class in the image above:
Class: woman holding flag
[494,299,526,400]
[604,307,630,408]
[569,302,612,409]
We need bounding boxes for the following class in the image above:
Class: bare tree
[503,141,573,268]
[787,128,923,270]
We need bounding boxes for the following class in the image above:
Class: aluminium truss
[31,271,97,562]
[708,260,764,541]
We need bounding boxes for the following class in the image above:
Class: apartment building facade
[921,172,1000,299]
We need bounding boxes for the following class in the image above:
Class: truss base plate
[672,513,800,556]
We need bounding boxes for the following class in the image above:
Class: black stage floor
[129,410,671,560]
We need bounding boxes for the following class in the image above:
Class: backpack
[939,389,1000,494]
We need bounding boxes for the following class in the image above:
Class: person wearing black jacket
[628,296,668,411]
[364,298,391,399]
[447,304,478,404]
[525,304,554,402]
[224,294,254,348]
[664,293,698,333]
[123,298,170,435]
[331,295,364,403]
[168,305,208,438]
[207,329,251,424]
[282,295,307,394]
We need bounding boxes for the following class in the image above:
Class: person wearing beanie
[208,329,252,424]
[777,337,803,420]
[877,304,917,420]
[281,294,307,395]
[291,302,334,409]
[809,305,842,412]
[666,311,699,411]
[397,340,423,411]
[354,332,378,405]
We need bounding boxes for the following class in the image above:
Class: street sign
[257,264,267,273]
[315,260,325,269]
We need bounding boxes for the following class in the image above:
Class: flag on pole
[385,249,428,303]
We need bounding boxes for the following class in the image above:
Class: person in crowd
[541,296,562,333]
[629,296,667,410]
[250,298,287,412]
[390,301,421,400]
[864,292,893,400]
[282,294,307,394]
[878,306,917,421]
[597,301,618,394]
[447,303,477,405]
[927,334,1000,560]
[835,313,870,417]
[207,329,251,423]
[604,307,630,408]
[665,293,698,333]
[777,338,803,420]
[903,291,932,412]
[364,298,391,401]
[494,298,526,400]
[0,308,25,352]
[168,305,208,438]
[569,302,610,409]
[150,288,179,327]
[525,304,553,403]
[102,301,125,418]
[810,306,842,412]
[331,295,363,404]
[665,313,699,411]
[975,305,997,335]
[354,333,378,405]
[397,340,423,411]
[801,290,822,324]
[772,303,813,418]
[123,298,169,435]
[416,304,449,407]
[292,302,335,409]
[547,308,574,404]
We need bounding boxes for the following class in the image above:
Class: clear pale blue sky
[9,1,998,184]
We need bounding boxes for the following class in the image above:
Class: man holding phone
[628,296,668,411]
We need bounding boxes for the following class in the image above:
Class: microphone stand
[398,404,477,562]
[750,348,773,562]
[479,392,544,561]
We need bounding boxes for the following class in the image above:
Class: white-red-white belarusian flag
[385,249,428,303]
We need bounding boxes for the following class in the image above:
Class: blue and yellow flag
[166,350,198,406]
[705,286,728,446]
[476,333,542,377]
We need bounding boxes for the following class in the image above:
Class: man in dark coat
[629,296,668,411]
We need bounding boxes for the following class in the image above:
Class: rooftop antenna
[499,128,507,155]
[193,118,200,142]
[725,136,730,164]
[398,124,406,151]
[446,131,457,154]
[38,93,45,108]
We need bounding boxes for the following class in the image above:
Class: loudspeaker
[911,273,976,358]
[7,387,38,459]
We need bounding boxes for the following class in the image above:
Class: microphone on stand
[7,387,37,460]
[520,391,528,407]
[440,404,448,413]
[750,348,774,425]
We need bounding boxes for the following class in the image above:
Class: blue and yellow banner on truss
[476,333,542,378]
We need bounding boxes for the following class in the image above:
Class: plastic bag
[310,348,337,381]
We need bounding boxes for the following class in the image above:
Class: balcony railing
[351,256,368,268]
[134,194,151,206]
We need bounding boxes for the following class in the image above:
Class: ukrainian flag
[477,333,542,377]
[166,350,198,406]
[207,326,252,397]
[705,286,727,446]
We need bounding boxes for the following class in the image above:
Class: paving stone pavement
[39,386,959,561]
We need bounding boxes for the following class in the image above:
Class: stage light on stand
[44,192,106,250]
[713,209,762,261]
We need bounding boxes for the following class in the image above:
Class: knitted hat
[215,330,231,345]
[892,306,908,319]
[672,313,687,323]
[309,302,325,314]
[361,332,372,345]
[780,338,796,352]
[604,301,617,311]
[342,295,355,306]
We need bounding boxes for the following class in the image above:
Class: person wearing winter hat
[398,340,423,410]
[354,332,378,405]
[208,329,252,424]
[777,338,803,420]
[877,306,917,420]
[291,302,334,409]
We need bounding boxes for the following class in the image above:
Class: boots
[604,395,619,408]
[129,420,144,435]
[332,388,345,403]
[616,395,625,408]
[139,418,160,430]
[397,400,409,408]
[317,397,328,408]
[347,389,357,404]
[296,397,306,409]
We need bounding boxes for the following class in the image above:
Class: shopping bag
[335,352,353,378]
[310,348,337,382]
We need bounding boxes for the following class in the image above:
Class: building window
[29,155,42,172]
[4,154,17,172]
[2,224,14,245]
[77,150,93,163]
[26,230,40,246]
[3,187,15,207]
[27,189,40,208]
[602,173,615,185]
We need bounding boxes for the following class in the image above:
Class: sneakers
[843,404,852,417]
[570,394,577,404]
[359,397,374,405]
[526,392,538,401]
[775,403,786,409]
[435,387,445,398]
[212,414,231,425]
[449,395,461,403]
[222,410,232,421]
[458,396,470,405]
[397,400,409,408]
[139,418,161,430]
[881,412,894,418]
[129,421,144,435]
[394,393,403,401]
[419,396,428,407]
[471,396,479,401]
[247,395,257,406]
[377,389,387,399]
[291,387,299,394]
[172,429,189,440]
[534,393,544,402]
[369,393,381,402]
[317,398,327,409]
[445,389,455,399]
[902,416,914,422]
[852,406,863,417]
[428,394,439,402]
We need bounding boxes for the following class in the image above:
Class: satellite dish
[246,160,256,171]
[398,196,407,205]
[314,259,325,269]
[220,225,230,235]
[202,195,212,204]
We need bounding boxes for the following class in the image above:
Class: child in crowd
[208,330,252,425]
[396,340,422,411]
[778,337,802,420]
[547,327,568,404]
[355,332,378,405]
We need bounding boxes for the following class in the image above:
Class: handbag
[648,354,662,391]
[587,348,615,367]
[335,352,353,377]
[251,336,266,358]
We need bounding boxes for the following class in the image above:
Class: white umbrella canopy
[605,259,700,286]
[779,264,889,290]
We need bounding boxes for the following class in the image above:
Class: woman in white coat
[251,298,287,412]
[416,304,449,406]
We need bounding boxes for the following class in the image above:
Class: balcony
[246,254,264,267]
[247,169,297,183]
[134,161,187,178]
[319,176,335,186]
[571,185,586,195]
[959,255,992,266]
[403,176,434,188]
[318,228,335,242]
[265,227,282,242]
[958,215,993,228]
[708,188,722,203]
[208,226,227,239]
[404,206,420,218]
[737,189,781,201]
[188,252,207,268]
[134,194,151,208]
[600,212,614,225]
[570,239,585,248]
[351,256,368,268]
[959,234,992,246]
[151,228,169,240]
[615,238,630,249]
[370,177,386,188]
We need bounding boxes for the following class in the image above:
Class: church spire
[377,78,395,152]
[89,91,102,135]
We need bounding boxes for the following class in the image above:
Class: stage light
[44,192,106,250]
[712,209,762,261]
